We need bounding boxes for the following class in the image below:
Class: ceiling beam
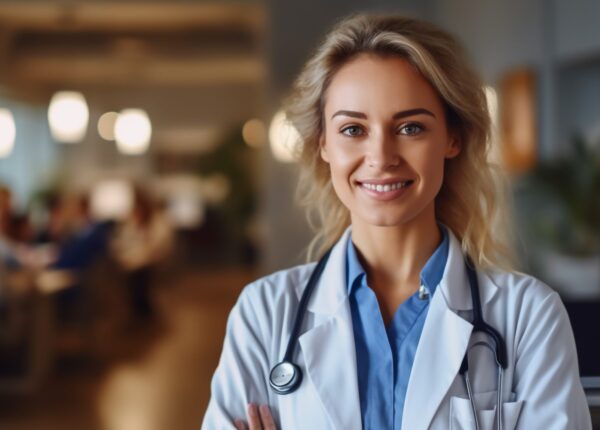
[0,2,265,33]
[0,27,15,65]
[4,55,265,86]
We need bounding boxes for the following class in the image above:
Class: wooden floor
[0,268,256,430]
[2,267,600,429]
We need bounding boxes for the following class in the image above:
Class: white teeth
[362,181,411,193]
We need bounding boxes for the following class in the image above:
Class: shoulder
[486,269,569,340]
[224,262,318,351]
[487,268,559,306]
[235,262,318,314]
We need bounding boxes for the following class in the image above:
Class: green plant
[521,135,600,256]
[195,125,258,260]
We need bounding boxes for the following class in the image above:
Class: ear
[444,134,461,159]
[319,134,330,163]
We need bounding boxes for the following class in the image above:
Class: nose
[366,130,401,170]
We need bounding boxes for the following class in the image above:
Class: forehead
[324,54,444,116]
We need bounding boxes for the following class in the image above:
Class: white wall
[553,0,600,148]
[431,0,600,157]
[0,95,58,210]
[557,63,600,149]
[431,0,545,83]
[555,0,600,62]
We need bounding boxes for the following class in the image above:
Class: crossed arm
[233,404,276,430]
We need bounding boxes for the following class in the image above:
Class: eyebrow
[330,108,436,120]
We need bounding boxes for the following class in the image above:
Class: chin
[355,210,416,229]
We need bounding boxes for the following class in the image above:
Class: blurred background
[0,0,598,429]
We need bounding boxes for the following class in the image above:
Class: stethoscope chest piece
[269,361,302,395]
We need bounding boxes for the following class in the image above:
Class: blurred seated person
[23,193,113,322]
[18,193,112,272]
[111,187,174,319]
[0,184,23,266]
[47,194,112,271]
[0,185,49,270]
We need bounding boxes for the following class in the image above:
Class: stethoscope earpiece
[269,361,302,395]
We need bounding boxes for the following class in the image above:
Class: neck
[350,212,442,292]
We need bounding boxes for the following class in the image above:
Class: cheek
[407,141,446,181]
[323,149,361,207]
[328,149,356,172]
[327,154,355,193]
[419,149,447,191]
[323,138,359,180]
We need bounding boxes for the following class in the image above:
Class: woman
[202,14,592,430]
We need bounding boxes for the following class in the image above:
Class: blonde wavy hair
[285,13,515,271]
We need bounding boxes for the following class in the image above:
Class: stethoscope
[269,247,508,430]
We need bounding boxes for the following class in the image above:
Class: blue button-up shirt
[346,226,449,429]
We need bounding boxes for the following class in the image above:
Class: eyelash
[340,125,364,137]
[400,123,424,136]
[340,122,425,137]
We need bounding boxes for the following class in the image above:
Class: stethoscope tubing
[269,247,508,428]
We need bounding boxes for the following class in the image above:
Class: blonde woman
[202,14,591,430]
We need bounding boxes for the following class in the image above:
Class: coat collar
[299,225,500,314]
[438,228,500,311]
[295,225,502,430]
[297,227,361,429]
[302,227,352,315]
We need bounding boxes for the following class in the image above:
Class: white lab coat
[202,228,592,429]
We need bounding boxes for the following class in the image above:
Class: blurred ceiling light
[48,91,89,143]
[269,110,300,163]
[90,180,133,220]
[167,195,205,229]
[97,111,119,141]
[114,109,152,155]
[0,108,16,158]
[242,118,266,148]
[156,174,205,228]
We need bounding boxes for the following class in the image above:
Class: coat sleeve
[201,283,273,430]
[513,290,592,429]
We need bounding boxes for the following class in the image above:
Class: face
[320,54,460,229]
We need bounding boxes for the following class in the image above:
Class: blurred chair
[0,264,54,395]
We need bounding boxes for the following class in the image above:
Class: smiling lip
[356,178,415,201]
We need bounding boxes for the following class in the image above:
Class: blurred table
[0,267,77,394]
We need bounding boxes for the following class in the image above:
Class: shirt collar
[346,235,366,294]
[345,225,450,296]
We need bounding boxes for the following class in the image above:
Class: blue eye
[399,123,423,136]
[341,125,364,137]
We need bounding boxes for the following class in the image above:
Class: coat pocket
[449,391,524,430]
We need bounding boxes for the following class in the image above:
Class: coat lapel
[297,228,362,430]
[299,309,362,429]
[402,229,500,430]
[401,286,473,429]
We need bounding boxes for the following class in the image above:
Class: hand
[234,404,276,430]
